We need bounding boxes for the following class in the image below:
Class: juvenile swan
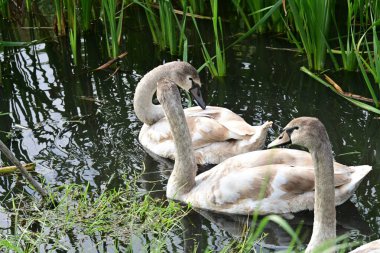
[157,79,371,236]
[135,61,272,165]
[349,239,380,253]
[268,118,372,253]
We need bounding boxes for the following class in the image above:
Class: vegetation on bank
[0,178,190,252]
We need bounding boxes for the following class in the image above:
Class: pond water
[1,14,380,252]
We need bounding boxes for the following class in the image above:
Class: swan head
[268,117,329,151]
[166,61,206,109]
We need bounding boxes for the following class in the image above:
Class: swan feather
[170,149,372,216]
[139,106,272,164]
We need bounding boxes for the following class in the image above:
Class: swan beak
[267,130,291,148]
[189,82,206,110]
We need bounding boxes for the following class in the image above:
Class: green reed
[158,0,177,55]
[65,0,78,65]
[247,0,267,34]
[25,0,31,12]
[0,0,9,18]
[53,0,66,36]
[353,5,380,107]
[140,0,165,50]
[182,0,205,15]
[190,0,226,77]
[232,0,285,34]
[140,0,185,55]
[332,0,361,71]
[102,0,125,58]
[287,0,335,71]
[80,0,93,32]
[211,0,226,76]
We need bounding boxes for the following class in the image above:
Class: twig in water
[95,52,128,71]
[0,140,48,198]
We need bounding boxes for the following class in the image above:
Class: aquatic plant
[332,0,361,71]
[80,0,94,32]
[352,3,380,108]
[190,0,226,77]
[25,0,31,13]
[158,0,178,55]
[53,0,66,36]
[210,0,226,76]
[140,0,186,55]
[232,0,285,34]
[0,0,9,18]
[181,0,205,15]
[102,0,125,58]
[286,0,335,71]
[65,0,78,65]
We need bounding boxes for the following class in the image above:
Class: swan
[134,61,272,165]
[349,239,380,253]
[268,118,373,252]
[156,78,372,251]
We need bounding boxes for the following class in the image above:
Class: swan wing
[140,112,249,149]
[184,106,258,136]
[214,148,349,171]
[187,163,359,215]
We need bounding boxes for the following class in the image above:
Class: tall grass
[141,0,186,55]
[102,0,125,58]
[287,0,335,71]
[0,0,9,18]
[353,4,380,108]
[158,0,177,55]
[210,0,226,76]
[182,0,205,15]
[333,0,361,71]
[247,0,267,34]
[53,0,66,36]
[80,0,93,32]
[25,0,32,13]
[65,0,78,65]
[191,0,226,77]
[232,0,285,34]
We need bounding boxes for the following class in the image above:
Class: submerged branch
[0,139,48,198]
[0,163,35,174]
[95,52,128,71]
[324,75,375,103]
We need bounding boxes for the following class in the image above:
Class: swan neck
[134,68,167,125]
[307,138,336,252]
[161,86,197,199]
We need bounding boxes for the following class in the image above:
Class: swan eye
[285,126,299,136]
[189,77,193,81]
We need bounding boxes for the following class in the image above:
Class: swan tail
[335,165,372,205]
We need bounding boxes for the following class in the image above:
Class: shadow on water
[1,15,380,252]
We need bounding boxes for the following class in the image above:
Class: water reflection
[1,31,380,251]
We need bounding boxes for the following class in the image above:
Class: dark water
[1,16,380,252]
